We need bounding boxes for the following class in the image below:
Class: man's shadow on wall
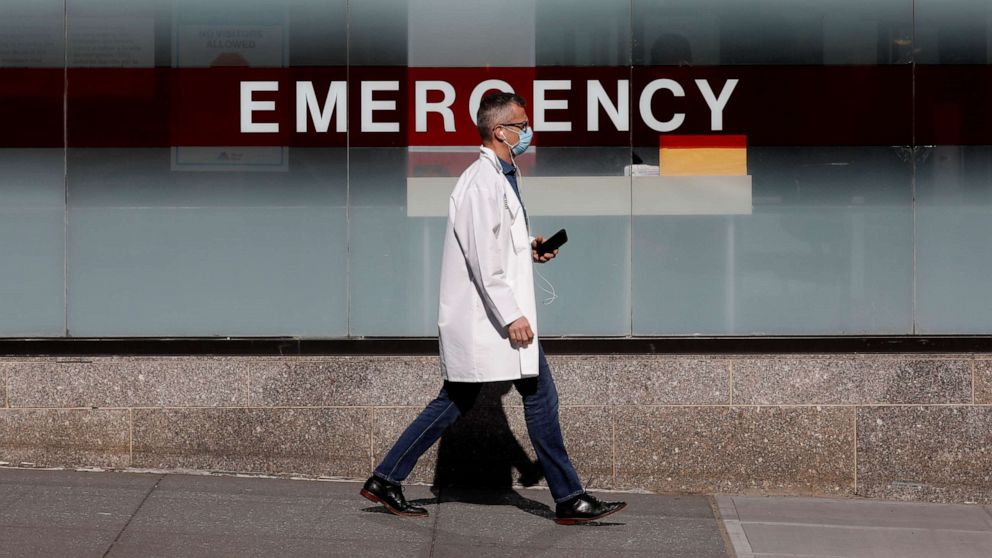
[429,381,554,520]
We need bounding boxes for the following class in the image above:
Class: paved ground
[1,468,991,557]
[717,493,992,558]
[0,468,729,557]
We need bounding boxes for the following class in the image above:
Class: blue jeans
[373,342,585,503]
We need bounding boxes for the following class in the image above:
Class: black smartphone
[536,228,568,257]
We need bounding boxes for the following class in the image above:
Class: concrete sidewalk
[1,468,991,558]
[0,468,729,557]
[717,493,992,558]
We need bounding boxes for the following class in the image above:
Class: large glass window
[65,0,348,336]
[0,0,65,336]
[0,0,989,337]
[915,0,992,333]
[629,0,914,335]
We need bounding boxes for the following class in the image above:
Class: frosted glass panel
[916,146,992,333]
[350,146,633,337]
[2,0,64,68]
[408,0,535,67]
[916,0,992,64]
[915,1,992,332]
[349,0,407,66]
[632,147,913,335]
[0,0,66,336]
[535,0,630,66]
[66,148,348,336]
[525,148,631,336]
[1,0,987,339]
[348,148,445,336]
[0,150,66,336]
[632,0,913,66]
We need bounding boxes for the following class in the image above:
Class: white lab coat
[437,146,539,382]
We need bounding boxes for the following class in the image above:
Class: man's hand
[531,235,559,263]
[507,316,534,346]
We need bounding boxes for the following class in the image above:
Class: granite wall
[1,354,989,504]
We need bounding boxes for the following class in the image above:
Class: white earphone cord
[507,154,556,305]
[534,267,557,305]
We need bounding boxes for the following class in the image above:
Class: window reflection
[633,0,913,66]
[0,0,989,336]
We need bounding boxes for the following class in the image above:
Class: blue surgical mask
[500,125,533,157]
[511,126,533,156]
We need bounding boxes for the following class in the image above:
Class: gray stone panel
[503,405,615,491]
[606,356,730,405]
[433,401,537,491]
[251,354,716,408]
[373,399,613,491]
[734,357,973,405]
[544,356,612,405]
[0,409,130,468]
[423,356,732,407]
[976,360,992,404]
[614,406,855,496]
[372,390,552,489]
[250,356,442,407]
[0,353,989,505]
[4,357,248,408]
[131,407,371,478]
[548,355,729,405]
[373,406,438,485]
[857,406,992,503]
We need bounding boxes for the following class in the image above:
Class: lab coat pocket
[508,208,530,254]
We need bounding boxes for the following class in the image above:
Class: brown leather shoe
[360,476,429,518]
[554,492,627,525]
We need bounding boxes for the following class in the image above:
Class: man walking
[361,92,626,525]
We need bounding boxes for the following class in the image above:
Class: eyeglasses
[499,120,530,132]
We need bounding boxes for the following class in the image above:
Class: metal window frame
[1,336,990,356]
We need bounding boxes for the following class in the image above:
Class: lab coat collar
[480,146,525,222]
[479,145,512,172]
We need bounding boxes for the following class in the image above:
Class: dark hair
[477,92,527,140]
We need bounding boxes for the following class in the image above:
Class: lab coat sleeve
[452,185,524,328]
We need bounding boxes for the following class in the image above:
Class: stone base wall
[1,354,990,503]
